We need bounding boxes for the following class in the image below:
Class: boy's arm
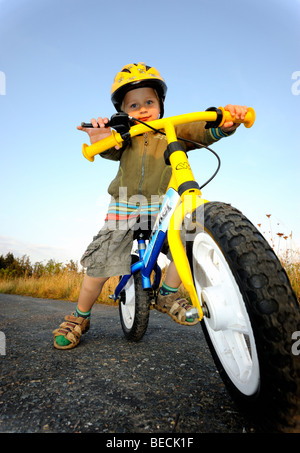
[176,105,248,150]
[176,121,233,150]
[100,145,125,161]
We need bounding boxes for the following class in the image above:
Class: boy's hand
[220,105,248,132]
[77,117,111,144]
[77,116,120,149]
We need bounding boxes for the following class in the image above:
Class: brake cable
[129,116,221,190]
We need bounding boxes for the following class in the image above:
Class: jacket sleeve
[175,121,235,151]
[99,146,124,161]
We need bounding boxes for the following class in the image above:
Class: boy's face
[122,87,161,122]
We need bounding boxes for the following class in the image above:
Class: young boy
[53,62,247,349]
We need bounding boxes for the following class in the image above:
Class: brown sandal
[53,314,90,350]
[154,292,199,326]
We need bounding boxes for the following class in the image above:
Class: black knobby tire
[119,255,151,341]
[186,202,300,432]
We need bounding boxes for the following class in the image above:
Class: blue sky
[0,0,299,265]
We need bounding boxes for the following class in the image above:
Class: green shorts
[80,217,187,278]
[80,220,136,278]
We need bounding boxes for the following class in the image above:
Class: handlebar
[81,107,255,162]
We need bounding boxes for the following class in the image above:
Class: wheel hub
[202,286,234,331]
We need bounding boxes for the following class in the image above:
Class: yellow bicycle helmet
[111,62,167,117]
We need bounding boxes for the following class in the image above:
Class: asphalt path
[0,293,256,435]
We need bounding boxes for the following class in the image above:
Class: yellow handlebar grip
[218,106,255,128]
[82,130,123,162]
[82,143,95,162]
[244,107,255,128]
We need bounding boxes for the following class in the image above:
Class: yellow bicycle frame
[82,108,255,321]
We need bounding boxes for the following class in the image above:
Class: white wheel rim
[120,276,135,329]
[192,231,260,396]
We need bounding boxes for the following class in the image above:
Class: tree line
[0,252,82,279]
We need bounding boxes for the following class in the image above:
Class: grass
[0,254,122,305]
[0,260,182,305]
[257,213,300,302]
[0,254,299,305]
[0,270,120,305]
[280,251,300,302]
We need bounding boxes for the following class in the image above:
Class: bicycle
[81,107,300,432]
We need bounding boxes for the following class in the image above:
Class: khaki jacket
[100,121,228,202]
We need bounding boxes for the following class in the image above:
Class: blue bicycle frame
[113,187,180,301]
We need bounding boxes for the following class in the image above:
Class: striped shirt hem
[105,201,161,221]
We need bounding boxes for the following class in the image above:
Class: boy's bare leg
[77,274,109,312]
[163,260,181,288]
